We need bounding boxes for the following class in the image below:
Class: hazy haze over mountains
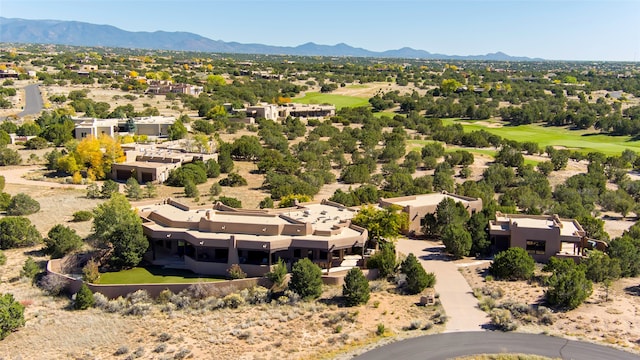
[0,17,542,61]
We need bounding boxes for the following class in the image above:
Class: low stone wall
[322,269,378,286]
[47,259,377,299]
[47,259,271,299]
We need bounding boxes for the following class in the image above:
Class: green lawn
[446,120,640,156]
[294,92,370,109]
[97,266,225,284]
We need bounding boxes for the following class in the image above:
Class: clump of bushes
[72,210,93,222]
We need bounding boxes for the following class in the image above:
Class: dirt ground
[0,243,445,360]
[459,262,640,354]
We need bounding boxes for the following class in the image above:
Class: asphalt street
[354,331,639,360]
[18,83,43,117]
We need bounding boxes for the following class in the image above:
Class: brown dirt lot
[460,263,640,354]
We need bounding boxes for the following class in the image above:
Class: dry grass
[461,263,640,354]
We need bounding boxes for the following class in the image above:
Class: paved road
[396,239,488,332]
[18,83,43,117]
[355,331,639,360]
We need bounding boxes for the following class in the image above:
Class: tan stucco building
[379,192,483,235]
[489,212,586,262]
[138,200,368,277]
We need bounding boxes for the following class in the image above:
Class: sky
[1,0,639,61]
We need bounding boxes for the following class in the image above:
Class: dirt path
[396,239,489,332]
[1,165,87,189]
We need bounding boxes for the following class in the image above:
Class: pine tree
[343,267,370,306]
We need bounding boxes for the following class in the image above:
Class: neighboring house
[278,103,336,118]
[246,104,279,121]
[228,102,337,122]
[73,118,118,139]
[146,80,203,96]
[133,116,175,137]
[73,116,176,139]
[138,199,368,277]
[489,212,586,262]
[111,144,215,184]
[379,192,483,235]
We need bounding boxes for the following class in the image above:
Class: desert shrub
[183,179,199,198]
[243,286,270,304]
[20,257,40,281]
[6,193,40,215]
[24,137,49,150]
[265,258,287,288]
[259,196,274,209]
[343,267,370,306]
[289,258,323,301]
[0,146,22,166]
[157,289,173,304]
[123,302,151,316]
[218,173,247,187]
[405,320,422,330]
[0,216,42,249]
[43,224,83,258]
[74,283,95,310]
[227,264,247,279]
[0,250,5,266]
[479,297,496,312]
[126,290,151,305]
[82,259,100,283]
[490,308,518,331]
[38,274,67,296]
[114,346,129,355]
[366,241,397,278]
[481,285,504,299]
[276,289,301,305]
[217,196,242,208]
[86,183,101,199]
[546,267,592,310]
[489,247,535,280]
[184,283,212,300]
[93,292,109,309]
[0,293,26,339]
[153,344,167,353]
[223,293,245,308]
[169,293,191,309]
[376,323,386,336]
[72,210,93,222]
[400,253,434,294]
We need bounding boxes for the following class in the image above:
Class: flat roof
[385,193,472,208]
[140,202,356,231]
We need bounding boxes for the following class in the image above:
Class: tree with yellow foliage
[58,135,124,180]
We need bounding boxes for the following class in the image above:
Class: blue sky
[2,0,639,61]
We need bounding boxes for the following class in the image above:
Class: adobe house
[137,199,368,277]
[379,192,483,236]
[489,212,586,262]
[111,145,216,184]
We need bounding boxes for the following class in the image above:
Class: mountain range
[0,17,542,61]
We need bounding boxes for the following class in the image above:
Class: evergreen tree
[400,253,434,294]
[124,177,142,200]
[342,267,370,306]
[74,283,95,310]
[290,258,323,301]
[0,293,25,340]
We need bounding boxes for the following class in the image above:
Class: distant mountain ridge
[0,17,542,61]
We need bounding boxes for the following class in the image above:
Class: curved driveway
[355,331,638,360]
[396,239,488,331]
[18,83,44,117]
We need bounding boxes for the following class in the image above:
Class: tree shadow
[317,296,347,307]
[418,247,452,261]
[24,249,45,257]
[624,285,640,296]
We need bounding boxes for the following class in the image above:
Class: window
[526,240,546,255]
